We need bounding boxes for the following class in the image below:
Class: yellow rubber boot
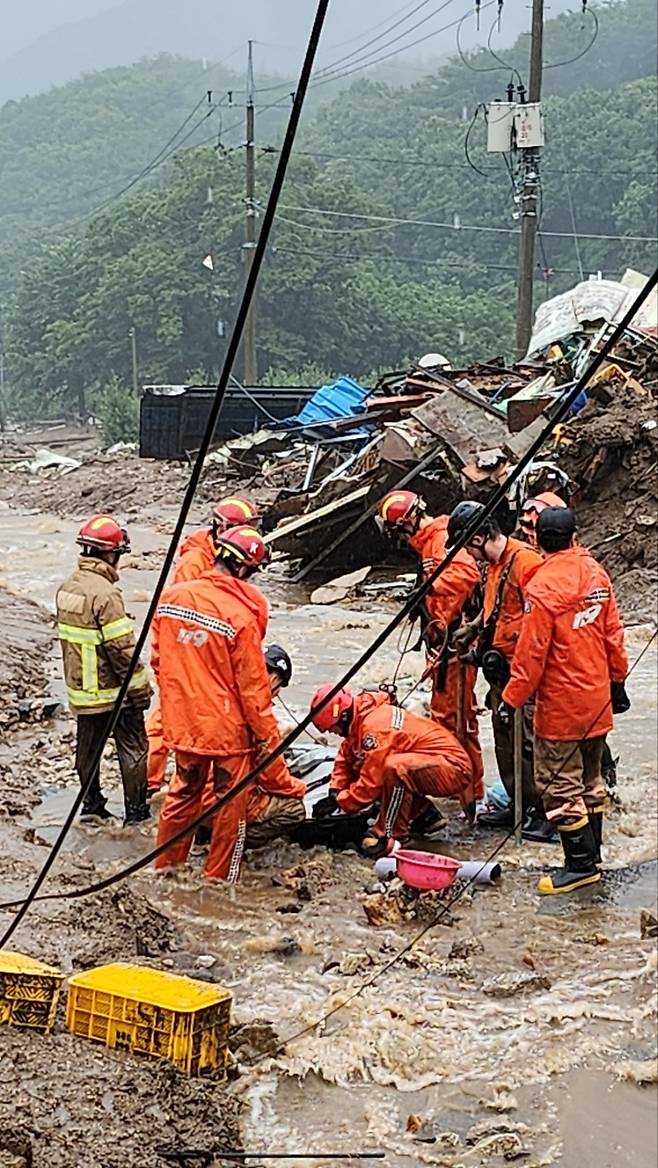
[537,816,601,895]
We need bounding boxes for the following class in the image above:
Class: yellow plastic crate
[0,951,63,1034]
[66,963,232,1076]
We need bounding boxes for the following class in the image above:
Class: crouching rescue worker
[56,515,152,824]
[500,507,630,894]
[152,526,286,882]
[146,495,261,794]
[447,501,553,841]
[309,685,480,857]
[376,491,483,786]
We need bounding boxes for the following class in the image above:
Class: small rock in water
[406,1114,461,1148]
[479,1085,519,1113]
[482,971,551,998]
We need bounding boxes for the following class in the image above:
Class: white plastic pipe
[374,857,502,885]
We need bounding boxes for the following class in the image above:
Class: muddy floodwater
[0,506,656,1167]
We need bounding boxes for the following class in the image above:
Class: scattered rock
[479,1086,519,1113]
[482,971,551,998]
[406,1114,461,1147]
[230,1019,280,1061]
[449,936,484,961]
[640,910,658,938]
[363,891,406,927]
[194,954,216,970]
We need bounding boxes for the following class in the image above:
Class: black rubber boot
[522,806,559,844]
[123,802,152,826]
[477,806,515,830]
[589,807,604,866]
[409,804,445,838]
[80,798,113,822]
[194,824,212,848]
[537,817,601,895]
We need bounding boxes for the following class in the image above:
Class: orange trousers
[430,658,484,804]
[373,750,472,839]
[146,702,169,791]
[155,751,251,881]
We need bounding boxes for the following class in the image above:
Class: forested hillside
[2,0,656,419]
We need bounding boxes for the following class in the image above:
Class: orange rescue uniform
[503,545,628,820]
[483,536,542,660]
[152,570,287,880]
[409,516,483,787]
[331,693,476,837]
[146,528,219,790]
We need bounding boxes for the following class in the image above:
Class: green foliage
[95,376,140,446]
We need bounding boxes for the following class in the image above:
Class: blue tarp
[289,375,369,427]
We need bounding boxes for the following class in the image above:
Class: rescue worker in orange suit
[376,491,484,788]
[146,496,260,794]
[309,685,479,858]
[195,644,306,849]
[152,525,288,882]
[56,515,152,824]
[446,500,554,842]
[501,507,630,894]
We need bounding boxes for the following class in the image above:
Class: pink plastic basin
[395,848,461,891]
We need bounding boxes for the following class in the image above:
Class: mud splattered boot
[123,801,152,826]
[522,804,559,844]
[80,797,113,822]
[360,831,395,859]
[537,816,601,895]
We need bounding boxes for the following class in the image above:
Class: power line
[278,203,658,243]
[269,241,616,277]
[0,0,333,951]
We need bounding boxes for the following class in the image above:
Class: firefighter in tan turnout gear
[56,515,152,824]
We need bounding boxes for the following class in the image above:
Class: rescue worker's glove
[453,621,479,651]
[610,681,631,714]
[497,700,515,727]
[312,792,339,820]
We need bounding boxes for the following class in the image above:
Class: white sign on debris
[526,270,657,358]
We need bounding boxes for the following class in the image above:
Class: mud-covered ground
[0,471,655,1165]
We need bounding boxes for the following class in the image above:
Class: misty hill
[0,0,577,103]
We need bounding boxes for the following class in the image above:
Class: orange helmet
[215,525,271,576]
[212,496,260,535]
[76,515,130,554]
[520,491,566,530]
[310,684,354,733]
[376,490,425,534]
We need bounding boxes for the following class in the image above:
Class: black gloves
[611,681,631,714]
[497,700,515,727]
[312,792,338,820]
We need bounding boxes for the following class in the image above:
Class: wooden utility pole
[515,0,544,359]
[243,40,258,385]
[129,326,139,396]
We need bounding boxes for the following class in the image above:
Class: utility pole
[515,0,544,359]
[129,326,139,396]
[243,40,258,385]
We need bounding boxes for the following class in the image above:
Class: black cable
[271,242,602,277]
[0,0,332,951]
[486,14,524,87]
[464,103,492,179]
[544,7,599,70]
[0,265,655,921]
[455,7,519,84]
[245,630,658,1069]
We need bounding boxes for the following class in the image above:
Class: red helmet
[376,490,425,533]
[212,496,260,535]
[310,684,354,733]
[215,525,271,575]
[76,515,130,554]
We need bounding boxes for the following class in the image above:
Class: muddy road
[0,503,656,1167]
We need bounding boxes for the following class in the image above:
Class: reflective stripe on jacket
[56,558,151,715]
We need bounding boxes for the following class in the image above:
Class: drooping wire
[544,6,599,70]
[486,14,523,87]
[464,103,493,178]
[0,0,333,951]
[0,266,655,921]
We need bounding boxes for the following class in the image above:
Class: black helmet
[536,506,577,553]
[446,500,487,550]
[264,644,292,687]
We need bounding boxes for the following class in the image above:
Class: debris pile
[0,592,53,743]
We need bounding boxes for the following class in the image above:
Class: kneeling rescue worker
[146,495,260,794]
[500,507,630,894]
[56,515,152,824]
[152,525,292,881]
[376,491,483,786]
[309,685,480,857]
